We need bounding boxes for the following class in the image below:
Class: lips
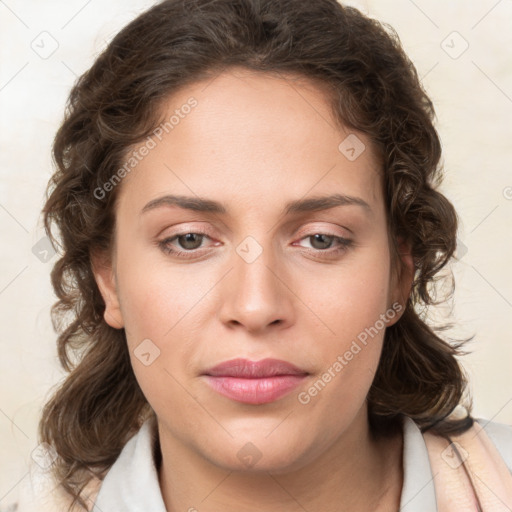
[202,358,309,405]
[203,358,308,378]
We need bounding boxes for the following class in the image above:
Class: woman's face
[94,67,412,473]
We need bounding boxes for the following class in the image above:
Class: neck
[157,408,403,512]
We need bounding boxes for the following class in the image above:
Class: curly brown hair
[39,0,474,509]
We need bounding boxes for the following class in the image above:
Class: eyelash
[158,231,353,260]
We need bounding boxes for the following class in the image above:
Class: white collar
[93,416,167,512]
[92,415,438,511]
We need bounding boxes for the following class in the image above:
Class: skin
[93,67,414,512]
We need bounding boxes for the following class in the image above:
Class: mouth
[202,358,309,405]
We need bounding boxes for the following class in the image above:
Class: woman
[18,0,512,510]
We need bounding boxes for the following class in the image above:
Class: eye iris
[178,233,203,250]
[310,234,333,250]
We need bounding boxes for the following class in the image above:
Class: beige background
[1,0,511,507]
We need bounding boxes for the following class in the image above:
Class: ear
[91,250,124,329]
[387,235,415,327]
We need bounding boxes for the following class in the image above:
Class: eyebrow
[141,193,372,216]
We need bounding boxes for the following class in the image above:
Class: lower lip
[203,375,307,404]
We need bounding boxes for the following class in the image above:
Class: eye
[158,231,215,259]
[158,231,353,260]
[294,233,353,257]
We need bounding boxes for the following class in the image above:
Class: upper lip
[203,358,309,378]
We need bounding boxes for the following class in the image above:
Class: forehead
[117,67,383,215]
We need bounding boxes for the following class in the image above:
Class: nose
[217,239,295,334]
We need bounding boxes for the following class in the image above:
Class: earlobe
[90,250,124,329]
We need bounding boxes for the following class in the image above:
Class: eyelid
[294,222,351,239]
[158,222,351,244]
[157,223,217,239]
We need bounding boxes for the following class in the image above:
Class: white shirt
[90,415,512,512]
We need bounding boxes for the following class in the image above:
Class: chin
[201,436,317,474]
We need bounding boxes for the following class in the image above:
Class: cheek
[300,247,392,392]
[114,239,204,342]
[302,245,392,341]
[298,270,391,427]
